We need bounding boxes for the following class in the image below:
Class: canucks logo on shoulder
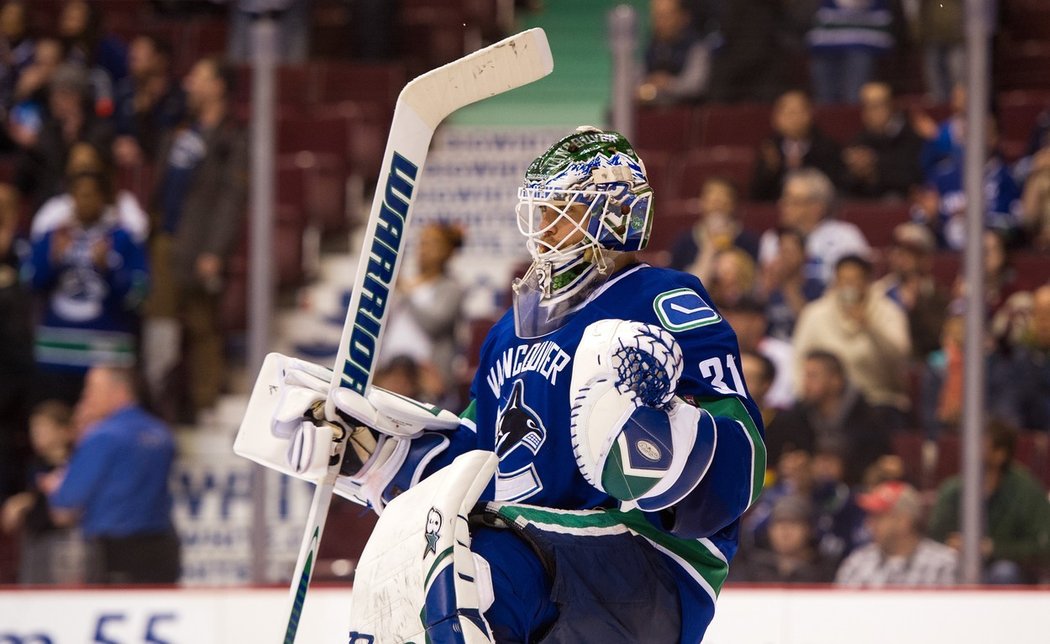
[494,380,547,502]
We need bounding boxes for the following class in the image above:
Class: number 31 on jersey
[699,354,747,397]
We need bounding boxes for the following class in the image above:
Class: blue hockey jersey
[24,218,148,371]
[426,263,766,643]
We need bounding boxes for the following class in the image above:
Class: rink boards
[2,586,1048,643]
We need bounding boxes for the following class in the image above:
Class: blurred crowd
[0,0,1048,589]
[645,0,1050,586]
[0,0,465,586]
[0,0,249,586]
[639,0,968,106]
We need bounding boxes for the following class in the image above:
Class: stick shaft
[281,29,552,641]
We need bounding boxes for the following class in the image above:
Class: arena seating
[699,103,771,149]
[675,146,757,197]
[838,201,912,248]
[632,105,701,153]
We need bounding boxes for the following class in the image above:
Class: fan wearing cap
[835,481,958,587]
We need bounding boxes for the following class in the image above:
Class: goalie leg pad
[346,451,499,644]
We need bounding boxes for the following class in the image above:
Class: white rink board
[706,588,1050,644]
[2,586,1049,642]
[0,587,354,643]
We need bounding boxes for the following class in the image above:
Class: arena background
[1,0,1049,641]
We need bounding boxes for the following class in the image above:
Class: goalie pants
[471,520,681,643]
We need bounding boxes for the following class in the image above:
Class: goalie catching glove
[569,319,716,511]
[234,353,460,513]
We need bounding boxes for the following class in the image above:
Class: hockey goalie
[236,127,766,643]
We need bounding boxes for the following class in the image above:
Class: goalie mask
[513,126,654,338]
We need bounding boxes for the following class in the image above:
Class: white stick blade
[328,28,553,401]
[401,28,553,128]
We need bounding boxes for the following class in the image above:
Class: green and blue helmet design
[513,127,654,337]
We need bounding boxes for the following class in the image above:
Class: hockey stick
[282,29,553,643]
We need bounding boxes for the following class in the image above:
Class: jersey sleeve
[644,274,767,538]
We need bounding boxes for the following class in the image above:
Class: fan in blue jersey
[251,127,766,643]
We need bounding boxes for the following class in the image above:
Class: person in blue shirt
[267,127,766,643]
[928,116,1022,249]
[43,365,179,584]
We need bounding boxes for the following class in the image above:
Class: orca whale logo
[495,380,547,459]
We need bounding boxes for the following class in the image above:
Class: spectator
[0,400,85,584]
[842,82,926,199]
[752,90,845,201]
[706,247,757,308]
[32,140,149,245]
[975,229,1021,321]
[0,1,33,116]
[874,222,950,359]
[757,169,871,286]
[1019,147,1050,252]
[743,449,866,565]
[6,37,64,151]
[761,227,824,340]
[707,0,789,103]
[740,350,777,426]
[792,255,911,421]
[730,494,837,583]
[930,116,1022,250]
[112,35,186,166]
[57,0,128,113]
[928,421,1050,584]
[806,0,897,105]
[909,0,964,103]
[992,286,1050,431]
[145,56,247,418]
[836,481,958,587]
[914,83,965,177]
[669,177,759,274]
[384,222,466,406]
[722,296,795,410]
[16,62,115,210]
[42,365,180,584]
[919,303,967,435]
[0,182,33,498]
[767,349,893,485]
[23,171,148,405]
[637,0,710,104]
